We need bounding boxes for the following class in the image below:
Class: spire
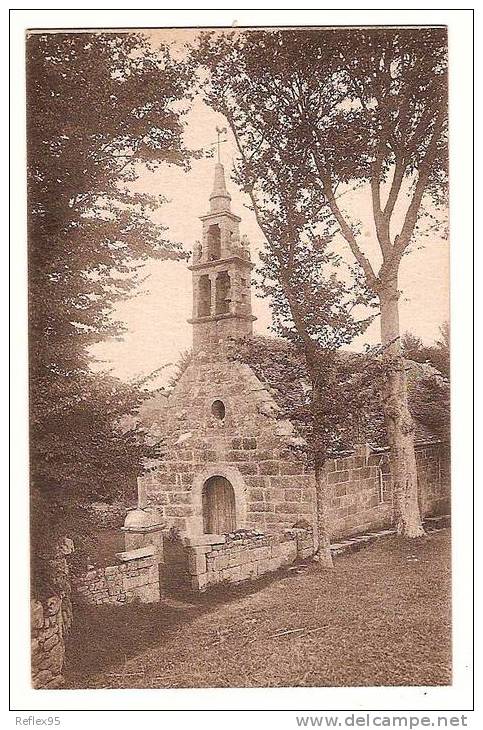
[209,163,232,213]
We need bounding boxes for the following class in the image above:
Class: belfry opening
[207,224,221,260]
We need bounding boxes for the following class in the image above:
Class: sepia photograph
[13,12,472,711]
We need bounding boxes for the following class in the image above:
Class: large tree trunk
[379,276,425,537]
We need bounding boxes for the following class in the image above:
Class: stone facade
[185,528,315,592]
[325,451,389,540]
[137,164,320,537]
[325,442,450,540]
[71,164,295,605]
[140,350,316,535]
[139,365,450,543]
[416,442,451,517]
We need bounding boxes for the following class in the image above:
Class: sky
[90,31,449,386]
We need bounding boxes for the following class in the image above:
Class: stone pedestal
[121,507,166,562]
[115,545,161,603]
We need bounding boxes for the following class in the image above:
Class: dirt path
[65,530,451,688]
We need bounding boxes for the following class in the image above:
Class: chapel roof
[223,334,446,452]
[137,334,445,456]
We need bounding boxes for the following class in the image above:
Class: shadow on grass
[65,532,451,688]
[64,566,298,685]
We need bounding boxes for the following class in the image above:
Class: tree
[254,179,378,566]
[198,27,448,537]
[27,32,196,568]
[202,104,374,563]
[228,335,444,451]
[409,373,450,442]
[402,324,450,441]
[432,322,450,379]
[402,322,450,379]
[401,332,425,363]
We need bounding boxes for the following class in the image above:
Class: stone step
[424,514,451,530]
[330,515,450,558]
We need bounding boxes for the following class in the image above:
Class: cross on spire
[212,126,227,163]
[215,126,227,162]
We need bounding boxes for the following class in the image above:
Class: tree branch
[383,153,406,222]
[391,106,446,263]
[311,146,378,290]
[371,143,392,260]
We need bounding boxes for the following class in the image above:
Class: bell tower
[189,163,256,351]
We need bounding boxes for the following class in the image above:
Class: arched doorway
[202,476,236,534]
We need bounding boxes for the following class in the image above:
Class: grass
[64,529,451,688]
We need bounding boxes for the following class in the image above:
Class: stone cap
[121,522,166,534]
[123,507,165,532]
[199,210,242,224]
[116,545,156,562]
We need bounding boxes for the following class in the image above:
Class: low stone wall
[31,594,73,689]
[31,541,74,689]
[185,528,315,591]
[73,546,160,605]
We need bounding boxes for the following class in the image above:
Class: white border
[8,5,475,719]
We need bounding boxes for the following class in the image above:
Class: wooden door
[202,476,236,534]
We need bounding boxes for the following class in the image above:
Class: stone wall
[416,442,451,516]
[325,453,390,539]
[185,528,315,591]
[73,546,160,605]
[325,442,450,539]
[31,594,73,689]
[31,542,74,689]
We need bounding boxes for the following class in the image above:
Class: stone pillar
[114,546,161,603]
[121,507,166,562]
[354,442,371,464]
[117,508,167,604]
[209,272,217,315]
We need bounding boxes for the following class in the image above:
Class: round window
[211,400,226,420]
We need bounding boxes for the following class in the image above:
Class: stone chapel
[134,163,319,538]
[124,163,449,560]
